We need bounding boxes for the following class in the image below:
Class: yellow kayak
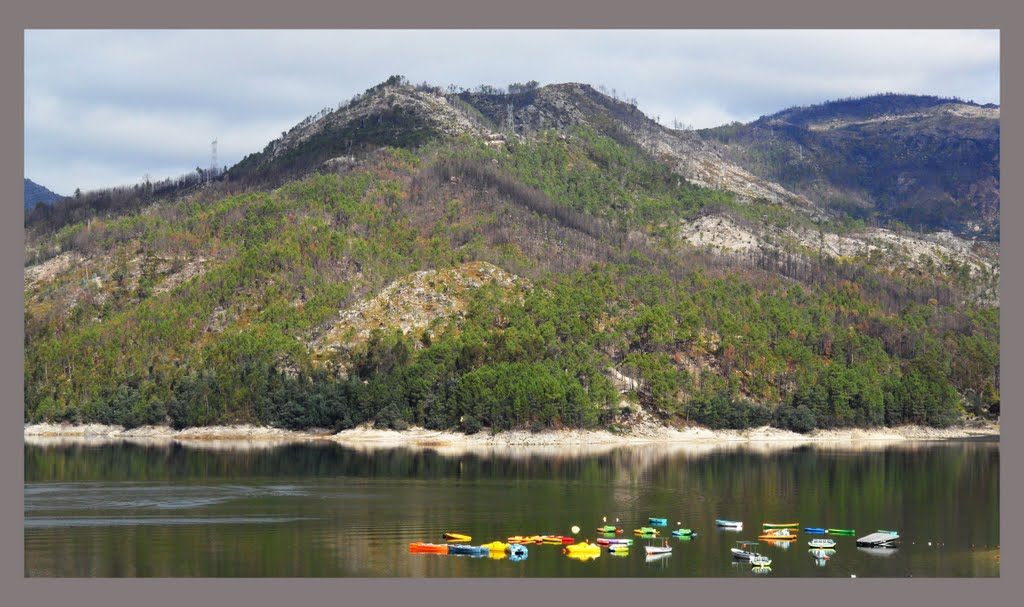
[483,541,509,552]
[564,542,602,554]
[444,533,472,542]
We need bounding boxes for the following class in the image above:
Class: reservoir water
[24,438,999,577]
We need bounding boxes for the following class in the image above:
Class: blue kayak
[649,517,668,526]
[448,544,489,557]
[507,544,528,560]
[804,527,827,534]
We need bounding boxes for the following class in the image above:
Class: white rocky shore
[24,419,999,452]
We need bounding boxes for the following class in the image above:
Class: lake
[24,437,999,577]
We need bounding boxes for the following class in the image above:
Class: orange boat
[409,542,449,554]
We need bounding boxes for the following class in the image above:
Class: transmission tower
[209,138,218,182]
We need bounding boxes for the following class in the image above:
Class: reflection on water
[25,439,999,577]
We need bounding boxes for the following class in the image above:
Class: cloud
[25,29,999,193]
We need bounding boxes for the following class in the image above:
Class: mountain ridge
[23,78,1000,434]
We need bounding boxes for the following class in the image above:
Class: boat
[483,540,509,552]
[762,522,799,529]
[596,525,623,534]
[596,537,633,546]
[808,539,837,549]
[671,528,695,537]
[856,531,900,547]
[731,541,762,560]
[447,544,490,557]
[758,529,797,541]
[716,519,743,528]
[564,542,602,557]
[749,555,772,567]
[507,544,528,558]
[648,517,668,526]
[634,527,659,535]
[608,545,630,555]
[645,541,673,555]
[541,535,574,544]
[409,542,448,554]
[804,527,827,534]
[828,528,856,536]
[444,532,472,542]
[507,535,543,544]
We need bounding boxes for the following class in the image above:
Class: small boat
[762,522,799,529]
[804,527,827,534]
[716,519,743,528]
[856,531,900,547]
[507,544,528,558]
[808,539,837,549]
[483,540,509,552]
[447,544,489,557]
[645,541,673,555]
[564,542,602,556]
[596,525,623,534]
[648,517,668,526]
[409,542,448,554]
[634,527,659,535]
[671,528,695,537]
[828,528,856,536]
[758,529,797,541]
[749,555,772,567]
[541,535,574,544]
[507,535,544,544]
[444,533,472,542]
[731,541,762,560]
[596,537,633,546]
[608,544,630,555]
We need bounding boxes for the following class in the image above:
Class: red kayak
[541,535,575,544]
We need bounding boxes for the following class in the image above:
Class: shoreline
[24,420,999,451]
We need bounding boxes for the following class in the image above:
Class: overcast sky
[25,29,999,195]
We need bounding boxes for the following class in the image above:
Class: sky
[25,29,1000,195]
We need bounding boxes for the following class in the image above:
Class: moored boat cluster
[409,518,899,570]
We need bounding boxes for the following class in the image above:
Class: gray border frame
[3,2,1014,606]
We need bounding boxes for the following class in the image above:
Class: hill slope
[24,178,63,210]
[700,94,1000,238]
[23,80,1000,434]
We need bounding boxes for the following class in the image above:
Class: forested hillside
[24,80,999,433]
[701,94,1000,238]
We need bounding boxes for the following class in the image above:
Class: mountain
[23,78,1000,435]
[24,178,63,210]
[699,94,1000,238]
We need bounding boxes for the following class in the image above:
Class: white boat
[731,541,761,560]
[750,555,772,567]
[808,538,837,549]
[856,532,899,547]
[645,541,673,555]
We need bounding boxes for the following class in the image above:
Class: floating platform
[855,532,900,547]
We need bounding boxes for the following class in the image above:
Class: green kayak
[828,528,856,535]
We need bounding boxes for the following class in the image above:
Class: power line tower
[209,138,218,182]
